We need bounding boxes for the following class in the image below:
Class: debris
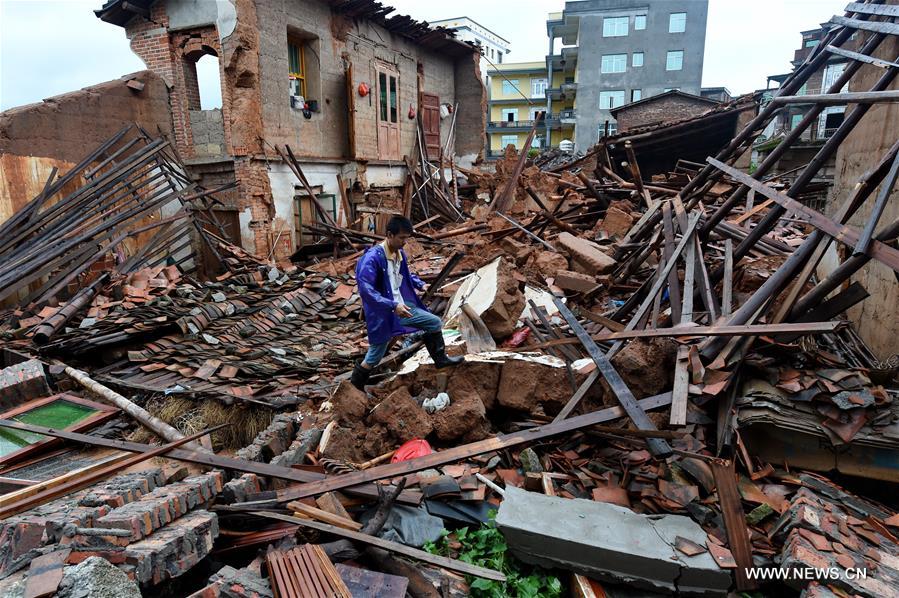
[496,486,732,595]
[56,556,141,598]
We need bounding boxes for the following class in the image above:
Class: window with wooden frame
[376,65,400,159]
[288,40,306,98]
[0,393,118,467]
[378,71,399,124]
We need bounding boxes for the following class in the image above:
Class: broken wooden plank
[722,239,733,318]
[710,459,756,591]
[287,501,362,531]
[552,298,672,458]
[830,14,899,35]
[844,1,899,17]
[255,511,507,581]
[252,393,673,502]
[825,44,899,70]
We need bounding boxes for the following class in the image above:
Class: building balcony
[488,120,538,131]
[560,109,576,124]
[547,48,578,73]
[547,82,577,101]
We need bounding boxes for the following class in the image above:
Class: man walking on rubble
[351,215,463,389]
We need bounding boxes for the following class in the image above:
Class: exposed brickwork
[613,94,718,133]
[1,468,223,588]
[233,158,275,257]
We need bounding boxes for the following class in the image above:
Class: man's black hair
[386,215,414,235]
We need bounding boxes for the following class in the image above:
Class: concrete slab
[496,486,731,596]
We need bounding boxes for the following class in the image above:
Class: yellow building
[486,61,576,158]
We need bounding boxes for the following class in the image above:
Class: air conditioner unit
[290,94,305,109]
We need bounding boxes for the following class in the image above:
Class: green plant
[527,148,541,158]
[424,512,564,598]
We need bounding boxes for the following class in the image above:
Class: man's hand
[394,303,413,318]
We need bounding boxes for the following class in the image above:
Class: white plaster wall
[365,164,407,187]
[266,161,343,249]
[167,0,237,39]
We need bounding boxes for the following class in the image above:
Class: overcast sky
[0,0,848,111]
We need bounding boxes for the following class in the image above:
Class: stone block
[556,232,616,275]
[496,486,731,595]
[0,359,50,409]
[554,270,597,293]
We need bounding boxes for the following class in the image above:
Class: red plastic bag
[391,438,432,463]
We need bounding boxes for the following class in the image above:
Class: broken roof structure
[0,1,898,597]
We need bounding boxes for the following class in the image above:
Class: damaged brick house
[91,0,485,262]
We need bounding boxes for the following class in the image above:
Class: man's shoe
[350,363,372,390]
[423,332,464,369]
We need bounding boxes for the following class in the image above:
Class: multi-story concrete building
[485,61,571,157]
[546,0,709,151]
[429,17,510,82]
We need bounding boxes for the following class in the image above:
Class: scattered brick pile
[0,468,221,587]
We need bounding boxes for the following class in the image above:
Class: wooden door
[376,67,400,159]
[420,92,441,160]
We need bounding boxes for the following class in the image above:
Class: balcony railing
[489,120,537,128]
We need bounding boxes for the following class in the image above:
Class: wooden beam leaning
[770,89,899,107]
[844,2,899,18]
[552,298,673,458]
[607,211,702,358]
[255,512,507,582]
[825,45,899,70]
[707,158,899,273]
[830,14,899,35]
[249,393,673,502]
[522,321,843,350]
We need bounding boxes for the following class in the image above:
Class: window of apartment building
[805,39,820,48]
[632,89,642,102]
[502,79,520,96]
[635,15,647,30]
[531,135,544,148]
[599,90,625,109]
[666,50,684,71]
[790,113,804,130]
[531,78,548,98]
[497,52,503,64]
[288,40,306,97]
[603,16,628,37]
[601,54,627,74]
[632,52,644,67]
[599,122,618,137]
[669,12,686,33]
[501,134,518,148]
[502,108,518,122]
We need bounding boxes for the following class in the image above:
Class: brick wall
[614,95,717,133]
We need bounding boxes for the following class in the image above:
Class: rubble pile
[1,7,899,596]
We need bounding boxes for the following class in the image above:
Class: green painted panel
[0,400,97,457]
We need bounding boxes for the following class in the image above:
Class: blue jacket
[355,244,428,344]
